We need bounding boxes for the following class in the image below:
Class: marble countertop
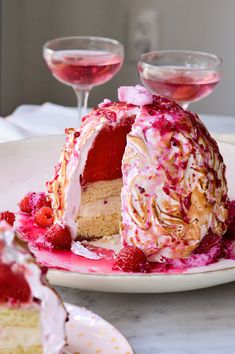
[57,282,235,354]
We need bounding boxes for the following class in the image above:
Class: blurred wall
[1,0,235,116]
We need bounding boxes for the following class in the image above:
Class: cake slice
[0,222,67,354]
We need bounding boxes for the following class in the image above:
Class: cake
[47,85,228,261]
[0,221,67,353]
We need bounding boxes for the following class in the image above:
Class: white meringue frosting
[120,97,228,260]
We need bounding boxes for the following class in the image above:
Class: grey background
[1,0,235,116]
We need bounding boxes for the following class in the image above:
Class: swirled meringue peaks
[121,95,228,261]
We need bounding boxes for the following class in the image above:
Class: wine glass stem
[74,88,90,127]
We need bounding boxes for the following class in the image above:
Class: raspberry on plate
[113,245,150,273]
[33,193,51,213]
[0,211,15,226]
[34,207,54,228]
[19,192,52,216]
[44,224,72,250]
[19,192,35,214]
[226,200,235,238]
[194,232,223,255]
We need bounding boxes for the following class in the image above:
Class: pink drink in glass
[45,49,123,88]
[138,62,220,104]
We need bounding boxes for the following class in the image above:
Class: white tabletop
[2,105,235,354]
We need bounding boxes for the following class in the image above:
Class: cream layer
[0,327,41,349]
[78,195,121,218]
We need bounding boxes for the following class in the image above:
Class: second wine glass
[138,50,222,110]
[43,36,124,126]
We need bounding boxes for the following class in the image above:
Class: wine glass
[138,50,222,110]
[43,36,124,126]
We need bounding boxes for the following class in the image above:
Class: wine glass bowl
[138,50,222,110]
[43,36,124,126]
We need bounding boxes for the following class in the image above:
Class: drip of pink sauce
[17,213,235,275]
[17,215,115,274]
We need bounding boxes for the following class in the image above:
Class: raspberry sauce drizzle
[17,206,235,275]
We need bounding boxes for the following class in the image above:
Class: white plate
[65,302,133,354]
[1,135,235,293]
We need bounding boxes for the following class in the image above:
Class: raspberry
[19,192,51,215]
[0,263,31,303]
[0,211,15,226]
[19,192,35,214]
[33,193,51,213]
[34,207,54,228]
[113,246,150,273]
[44,224,72,250]
[194,233,223,255]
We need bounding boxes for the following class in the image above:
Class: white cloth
[0,103,235,144]
[7,103,78,136]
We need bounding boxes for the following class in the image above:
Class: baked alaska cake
[0,222,67,354]
[47,85,228,262]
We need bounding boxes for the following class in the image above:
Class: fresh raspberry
[113,246,150,273]
[18,192,35,214]
[19,192,51,215]
[0,263,31,303]
[0,211,15,226]
[44,224,72,250]
[32,193,51,213]
[194,232,223,255]
[34,207,54,228]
